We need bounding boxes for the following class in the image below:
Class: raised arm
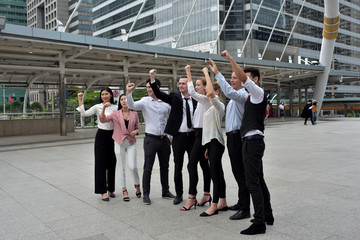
[126,83,144,111]
[76,92,97,117]
[209,58,247,103]
[185,65,209,104]
[202,67,215,99]
[149,69,172,105]
[220,50,247,84]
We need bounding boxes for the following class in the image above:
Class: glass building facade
[27,0,93,35]
[0,0,27,26]
[93,0,359,72]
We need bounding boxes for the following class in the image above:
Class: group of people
[301,99,318,125]
[77,50,274,235]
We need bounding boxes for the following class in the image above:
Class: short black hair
[243,67,261,80]
[99,87,115,104]
[146,78,161,88]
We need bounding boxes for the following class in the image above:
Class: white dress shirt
[179,93,195,133]
[187,81,211,128]
[126,94,170,136]
[242,77,265,137]
[202,96,225,146]
[76,103,117,130]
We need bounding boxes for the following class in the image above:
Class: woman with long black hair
[77,88,117,201]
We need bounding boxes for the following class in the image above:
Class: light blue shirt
[215,73,248,133]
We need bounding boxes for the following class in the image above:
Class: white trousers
[114,138,140,189]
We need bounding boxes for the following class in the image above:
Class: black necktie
[184,98,192,129]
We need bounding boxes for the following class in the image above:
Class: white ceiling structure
[0,24,336,92]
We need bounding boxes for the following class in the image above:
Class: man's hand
[208,58,219,75]
[77,92,84,100]
[149,69,157,81]
[185,64,191,73]
[126,83,135,94]
[220,50,232,60]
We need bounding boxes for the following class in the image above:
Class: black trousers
[187,128,211,195]
[206,139,225,203]
[242,137,272,224]
[227,131,250,212]
[172,132,195,196]
[143,135,171,196]
[94,129,116,194]
[304,116,314,124]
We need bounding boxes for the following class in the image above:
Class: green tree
[30,102,43,112]
[10,100,21,113]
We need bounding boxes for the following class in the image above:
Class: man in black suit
[150,69,197,205]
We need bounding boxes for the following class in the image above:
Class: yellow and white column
[313,0,340,117]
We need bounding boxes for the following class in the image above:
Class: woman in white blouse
[180,65,211,211]
[77,88,117,202]
[199,67,228,217]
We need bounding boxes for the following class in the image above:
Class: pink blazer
[99,110,139,145]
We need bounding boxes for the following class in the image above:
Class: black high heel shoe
[123,189,130,202]
[134,184,141,198]
[180,196,197,211]
[196,193,212,206]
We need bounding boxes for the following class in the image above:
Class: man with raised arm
[208,58,251,221]
[220,50,274,235]
[150,69,197,205]
[126,73,175,205]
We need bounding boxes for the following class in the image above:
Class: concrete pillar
[289,85,293,116]
[298,87,301,116]
[276,79,281,118]
[59,54,66,136]
[59,73,66,136]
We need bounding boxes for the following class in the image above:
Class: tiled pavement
[0,118,359,240]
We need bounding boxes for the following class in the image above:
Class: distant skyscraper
[92,0,359,72]
[27,0,93,35]
[0,0,27,26]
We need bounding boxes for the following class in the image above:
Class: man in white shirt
[126,78,175,205]
[221,50,273,235]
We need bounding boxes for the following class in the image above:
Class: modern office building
[27,0,93,35]
[93,0,359,72]
[0,0,27,26]
[26,0,93,108]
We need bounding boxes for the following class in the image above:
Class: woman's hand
[204,149,208,159]
[103,102,111,108]
[130,130,138,137]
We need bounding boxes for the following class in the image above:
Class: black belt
[145,133,167,139]
[226,129,240,136]
[242,134,264,141]
[176,131,195,136]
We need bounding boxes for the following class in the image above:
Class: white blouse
[187,81,211,128]
[202,96,225,146]
[76,103,118,130]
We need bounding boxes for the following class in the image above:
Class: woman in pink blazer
[100,94,141,202]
